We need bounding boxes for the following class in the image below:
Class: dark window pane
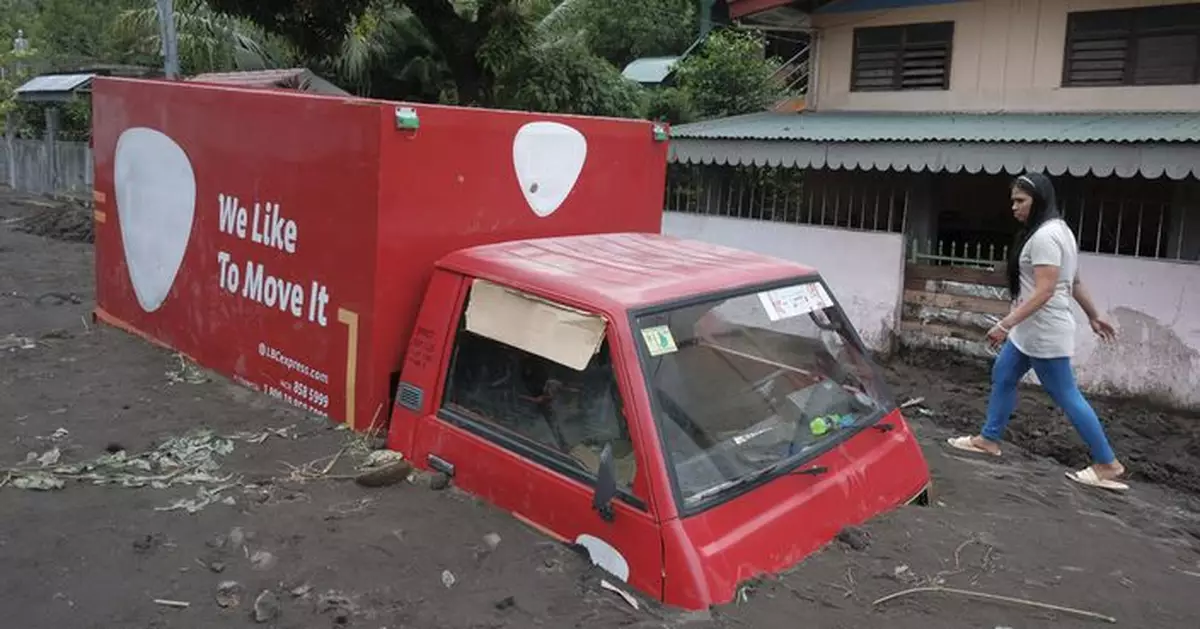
[855,26,903,47]
[1137,5,1200,31]
[852,21,953,91]
[1064,3,1200,87]
[1069,9,1133,37]
[906,21,954,43]
[1133,34,1199,84]
[444,329,636,489]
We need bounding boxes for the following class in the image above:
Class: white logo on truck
[512,121,587,218]
[574,534,630,582]
[113,127,197,312]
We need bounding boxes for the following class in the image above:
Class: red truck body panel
[90,77,666,430]
[661,407,929,608]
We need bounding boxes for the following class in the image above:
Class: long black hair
[1005,172,1062,300]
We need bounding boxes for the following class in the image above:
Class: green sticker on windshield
[641,325,678,356]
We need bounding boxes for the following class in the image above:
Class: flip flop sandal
[945,436,1001,457]
[1065,467,1129,492]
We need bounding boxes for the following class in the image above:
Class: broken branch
[321,447,345,475]
[872,586,1116,624]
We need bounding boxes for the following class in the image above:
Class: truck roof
[437,232,819,311]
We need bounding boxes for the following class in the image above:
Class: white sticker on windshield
[758,283,833,322]
[641,325,678,356]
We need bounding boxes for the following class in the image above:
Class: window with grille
[850,21,954,92]
[1063,4,1200,87]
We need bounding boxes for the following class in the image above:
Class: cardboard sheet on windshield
[758,283,833,322]
[465,279,606,371]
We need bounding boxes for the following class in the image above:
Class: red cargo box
[91,77,667,431]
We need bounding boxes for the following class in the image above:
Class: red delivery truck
[90,77,932,611]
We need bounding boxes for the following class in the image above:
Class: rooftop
[15,73,95,102]
[621,56,679,85]
[438,233,817,312]
[668,110,1200,179]
[187,68,350,96]
[671,111,1200,144]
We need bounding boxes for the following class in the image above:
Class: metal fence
[908,238,1008,269]
[0,138,93,197]
[1058,194,1190,261]
[664,163,912,234]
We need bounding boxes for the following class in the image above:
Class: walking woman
[947,172,1128,491]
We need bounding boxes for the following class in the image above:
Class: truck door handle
[428,453,455,477]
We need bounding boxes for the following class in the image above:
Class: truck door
[406,278,664,599]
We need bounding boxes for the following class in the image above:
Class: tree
[209,0,510,105]
[206,0,374,60]
[316,1,451,101]
[496,39,644,118]
[550,0,696,69]
[642,87,698,125]
[32,0,125,67]
[671,28,789,121]
[111,0,295,75]
[212,0,651,117]
[0,1,39,48]
[0,48,38,136]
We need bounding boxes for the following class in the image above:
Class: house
[662,0,1200,410]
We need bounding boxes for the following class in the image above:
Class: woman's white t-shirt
[1008,218,1079,359]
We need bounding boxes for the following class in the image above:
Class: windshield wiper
[791,465,829,476]
[686,461,829,506]
[685,463,781,505]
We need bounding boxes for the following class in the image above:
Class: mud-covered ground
[2,187,1198,629]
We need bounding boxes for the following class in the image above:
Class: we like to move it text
[214,193,331,327]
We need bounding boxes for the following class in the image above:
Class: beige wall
[662,213,906,352]
[1071,253,1200,410]
[811,0,1200,112]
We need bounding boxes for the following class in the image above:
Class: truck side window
[442,329,637,492]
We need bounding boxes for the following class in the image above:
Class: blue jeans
[982,341,1117,465]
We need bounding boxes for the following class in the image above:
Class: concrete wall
[0,139,93,197]
[1073,254,1200,409]
[811,0,1200,113]
[661,212,906,352]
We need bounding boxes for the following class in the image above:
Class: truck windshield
[633,278,890,510]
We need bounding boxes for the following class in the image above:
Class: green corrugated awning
[669,111,1200,180]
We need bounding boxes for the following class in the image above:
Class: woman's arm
[998,265,1057,331]
[1073,272,1117,341]
[1071,273,1101,321]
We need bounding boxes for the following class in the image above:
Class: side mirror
[593,443,617,523]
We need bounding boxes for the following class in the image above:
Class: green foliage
[569,0,695,69]
[0,39,40,136]
[496,39,644,118]
[642,86,698,125]
[327,2,430,95]
[673,28,789,121]
[111,0,296,75]
[476,0,537,100]
[32,0,124,66]
[206,0,374,59]
[0,1,38,47]
[5,0,783,131]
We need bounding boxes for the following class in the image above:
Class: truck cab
[387,232,932,610]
